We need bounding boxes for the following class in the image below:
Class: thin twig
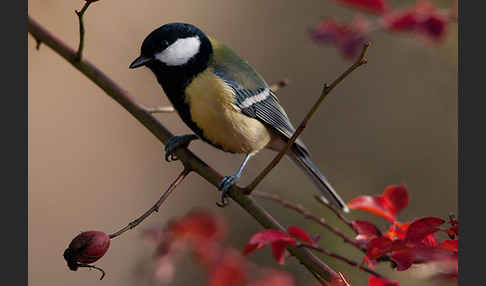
[298,243,387,279]
[244,43,370,194]
[253,191,364,252]
[109,168,191,239]
[35,38,42,50]
[75,2,92,61]
[314,195,355,233]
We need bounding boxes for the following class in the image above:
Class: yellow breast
[184,69,271,153]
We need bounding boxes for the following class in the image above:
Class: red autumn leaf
[439,240,458,252]
[347,185,409,222]
[405,217,444,243]
[385,11,417,31]
[383,185,409,214]
[421,14,447,40]
[310,17,369,59]
[145,209,228,268]
[334,0,389,15]
[347,196,394,221]
[368,275,399,286]
[287,226,314,245]
[365,236,393,260]
[169,209,227,244]
[421,233,439,248]
[384,221,410,240]
[271,241,292,265]
[366,235,408,264]
[352,220,382,243]
[208,251,247,286]
[391,249,414,271]
[242,229,295,264]
[383,1,449,42]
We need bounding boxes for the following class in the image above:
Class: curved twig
[109,168,191,239]
[75,1,92,61]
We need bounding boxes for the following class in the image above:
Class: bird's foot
[216,175,238,207]
[164,134,198,162]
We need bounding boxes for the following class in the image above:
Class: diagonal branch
[28,15,342,282]
[244,43,370,194]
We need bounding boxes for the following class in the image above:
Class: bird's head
[129,23,212,76]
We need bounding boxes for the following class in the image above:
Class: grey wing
[213,66,309,154]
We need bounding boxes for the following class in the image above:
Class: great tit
[130,23,348,212]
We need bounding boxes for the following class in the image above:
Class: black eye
[163,40,169,47]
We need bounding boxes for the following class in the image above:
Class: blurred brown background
[28,0,457,285]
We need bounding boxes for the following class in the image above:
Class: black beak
[129,56,152,69]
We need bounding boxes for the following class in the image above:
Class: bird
[129,23,348,212]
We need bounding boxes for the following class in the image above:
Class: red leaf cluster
[310,17,370,59]
[311,0,455,59]
[347,185,458,281]
[382,1,450,42]
[144,209,296,286]
[348,185,408,222]
[334,0,389,15]
[242,226,315,264]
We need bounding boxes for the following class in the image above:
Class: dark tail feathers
[288,146,349,213]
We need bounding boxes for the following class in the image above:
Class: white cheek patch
[155,36,201,66]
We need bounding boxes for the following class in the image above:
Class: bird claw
[164,134,198,162]
[216,175,237,207]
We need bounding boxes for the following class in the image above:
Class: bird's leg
[217,153,254,207]
[164,134,199,162]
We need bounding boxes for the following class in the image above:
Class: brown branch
[299,243,387,279]
[253,191,365,252]
[109,168,191,239]
[244,43,370,194]
[314,195,355,232]
[28,15,342,282]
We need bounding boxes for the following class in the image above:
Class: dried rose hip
[63,231,110,279]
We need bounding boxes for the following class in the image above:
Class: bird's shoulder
[208,38,268,91]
